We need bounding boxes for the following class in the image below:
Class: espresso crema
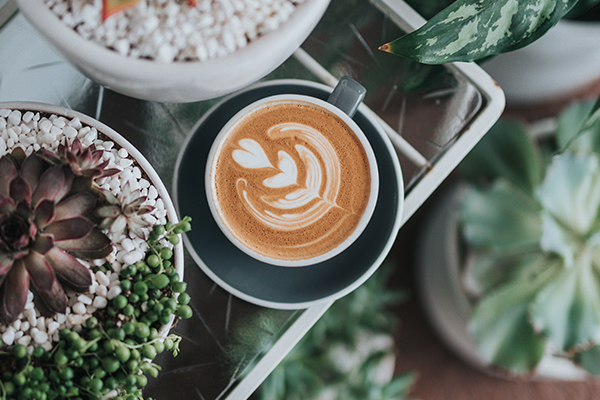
[209,100,372,262]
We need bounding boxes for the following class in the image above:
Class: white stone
[78,294,93,305]
[107,286,122,300]
[96,270,110,286]
[17,335,31,346]
[33,330,49,345]
[93,296,108,309]
[2,328,15,346]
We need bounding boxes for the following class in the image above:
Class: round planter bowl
[417,184,590,380]
[15,0,331,103]
[0,101,184,336]
[481,19,600,105]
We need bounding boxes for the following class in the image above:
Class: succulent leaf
[470,257,558,372]
[537,153,600,236]
[460,119,544,194]
[45,217,95,242]
[25,252,67,314]
[34,200,55,230]
[0,252,12,275]
[465,250,556,296]
[0,260,29,324]
[10,175,31,205]
[461,180,542,251]
[45,247,92,292]
[379,0,578,64]
[530,255,600,352]
[575,345,600,375]
[57,230,112,260]
[53,192,97,222]
[0,156,17,196]
[31,234,54,255]
[102,0,142,20]
[556,101,600,154]
[20,153,43,191]
[31,165,68,208]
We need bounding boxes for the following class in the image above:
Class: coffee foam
[211,100,371,261]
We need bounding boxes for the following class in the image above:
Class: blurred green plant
[458,95,600,374]
[259,261,416,400]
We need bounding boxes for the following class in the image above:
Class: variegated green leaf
[380,0,579,64]
[460,119,544,194]
[530,252,600,352]
[470,266,557,373]
[461,180,542,251]
[537,152,600,236]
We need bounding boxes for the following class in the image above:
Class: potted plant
[0,102,193,399]
[15,0,331,102]
[256,261,417,400]
[381,0,600,105]
[417,96,600,377]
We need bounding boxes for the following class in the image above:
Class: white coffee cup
[205,77,379,267]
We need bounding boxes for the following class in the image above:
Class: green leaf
[575,345,600,375]
[380,0,578,64]
[465,251,558,296]
[461,180,542,251]
[381,372,418,399]
[470,266,557,373]
[460,119,544,194]
[558,95,600,154]
[530,253,600,352]
[537,152,600,236]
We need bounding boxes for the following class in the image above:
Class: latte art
[232,122,349,232]
[209,99,373,262]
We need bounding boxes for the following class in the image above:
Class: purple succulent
[0,148,112,324]
[37,137,120,180]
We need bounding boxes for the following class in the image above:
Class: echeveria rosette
[0,149,112,324]
[96,181,155,239]
[460,98,600,374]
[37,137,120,189]
[379,0,593,64]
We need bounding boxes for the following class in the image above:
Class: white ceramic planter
[417,184,590,380]
[0,101,184,337]
[15,0,331,103]
[481,19,600,105]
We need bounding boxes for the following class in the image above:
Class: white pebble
[96,285,108,298]
[2,328,15,346]
[69,315,87,326]
[78,294,93,305]
[33,330,49,345]
[96,270,110,286]
[122,250,144,265]
[93,296,108,309]
[122,238,135,252]
[107,286,122,300]
[17,335,31,346]
[73,302,87,314]
[8,110,21,126]
[47,321,60,335]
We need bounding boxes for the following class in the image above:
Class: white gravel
[45,0,307,63]
[0,108,172,353]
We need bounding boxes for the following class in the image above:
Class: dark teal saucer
[173,79,403,309]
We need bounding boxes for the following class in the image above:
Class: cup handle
[327,76,366,118]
